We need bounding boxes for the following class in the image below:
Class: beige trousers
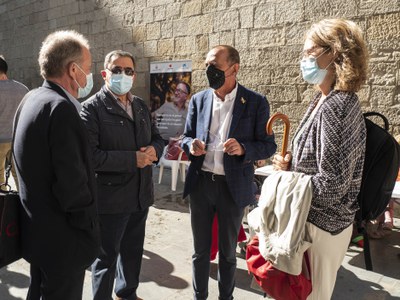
[307,222,352,300]
[0,142,18,191]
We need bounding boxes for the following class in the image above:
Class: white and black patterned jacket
[292,90,366,234]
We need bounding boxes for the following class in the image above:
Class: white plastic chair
[158,146,190,191]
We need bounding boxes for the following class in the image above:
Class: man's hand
[223,138,244,156]
[136,146,158,168]
[190,138,206,156]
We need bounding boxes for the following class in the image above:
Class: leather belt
[199,171,226,182]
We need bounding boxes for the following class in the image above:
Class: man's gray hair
[38,30,90,79]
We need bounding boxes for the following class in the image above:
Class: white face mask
[74,63,93,98]
[109,73,133,95]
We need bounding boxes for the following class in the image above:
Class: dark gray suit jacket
[13,80,100,272]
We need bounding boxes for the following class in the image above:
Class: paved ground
[1,166,400,299]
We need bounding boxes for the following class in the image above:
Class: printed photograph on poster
[150,60,192,147]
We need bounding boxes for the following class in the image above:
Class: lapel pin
[241,97,246,104]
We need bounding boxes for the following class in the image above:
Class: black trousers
[91,209,148,300]
[189,173,244,300]
[27,264,86,300]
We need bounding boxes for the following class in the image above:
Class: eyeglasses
[107,66,135,76]
[205,130,225,152]
[175,88,188,95]
[301,46,330,59]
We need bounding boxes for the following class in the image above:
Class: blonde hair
[306,19,369,92]
[38,30,89,79]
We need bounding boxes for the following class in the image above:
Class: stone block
[259,85,297,104]
[144,40,158,57]
[370,63,397,86]
[175,36,195,55]
[161,21,173,38]
[231,0,259,7]
[135,57,150,72]
[91,19,106,34]
[147,22,161,40]
[123,43,144,58]
[285,23,309,46]
[106,16,123,31]
[0,4,6,15]
[367,13,400,49]
[220,31,234,46]
[249,27,285,48]
[147,0,174,7]
[94,8,109,21]
[174,16,213,37]
[303,0,358,20]
[254,4,275,29]
[33,1,49,13]
[48,6,63,19]
[214,10,239,31]
[371,86,396,107]
[202,0,217,14]
[134,71,146,87]
[132,25,146,43]
[195,35,209,53]
[239,6,253,29]
[154,5,166,21]
[76,12,95,24]
[360,0,400,15]
[158,39,174,56]
[132,0,147,11]
[234,29,248,49]
[358,85,371,105]
[166,3,181,18]
[275,0,302,25]
[143,7,154,23]
[182,0,202,17]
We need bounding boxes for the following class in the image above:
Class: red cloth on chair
[210,214,247,261]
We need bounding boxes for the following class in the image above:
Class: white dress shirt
[202,83,238,175]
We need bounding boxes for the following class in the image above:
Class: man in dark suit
[181,45,277,300]
[80,50,164,300]
[13,30,100,300]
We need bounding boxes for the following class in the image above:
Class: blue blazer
[182,84,277,208]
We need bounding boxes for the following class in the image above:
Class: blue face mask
[109,74,133,95]
[74,63,93,98]
[300,48,332,85]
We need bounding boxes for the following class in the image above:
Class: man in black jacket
[80,50,164,300]
[13,30,100,300]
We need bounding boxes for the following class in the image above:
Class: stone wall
[1,0,399,143]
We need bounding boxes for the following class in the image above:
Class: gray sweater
[292,90,366,234]
[0,79,29,142]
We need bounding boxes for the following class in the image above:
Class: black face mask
[206,64,225,90]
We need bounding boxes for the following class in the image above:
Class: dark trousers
[92,209,148,300]
[189,173,244,300]
[26,264,85,300]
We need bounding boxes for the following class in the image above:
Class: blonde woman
[273,19,369,299]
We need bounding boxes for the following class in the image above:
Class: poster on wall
[150,60,192,145]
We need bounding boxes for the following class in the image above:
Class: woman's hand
[272,151,292,171]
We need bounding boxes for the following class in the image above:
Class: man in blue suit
[181,45,277,300]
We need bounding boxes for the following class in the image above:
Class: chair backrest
[159,146,185,168]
